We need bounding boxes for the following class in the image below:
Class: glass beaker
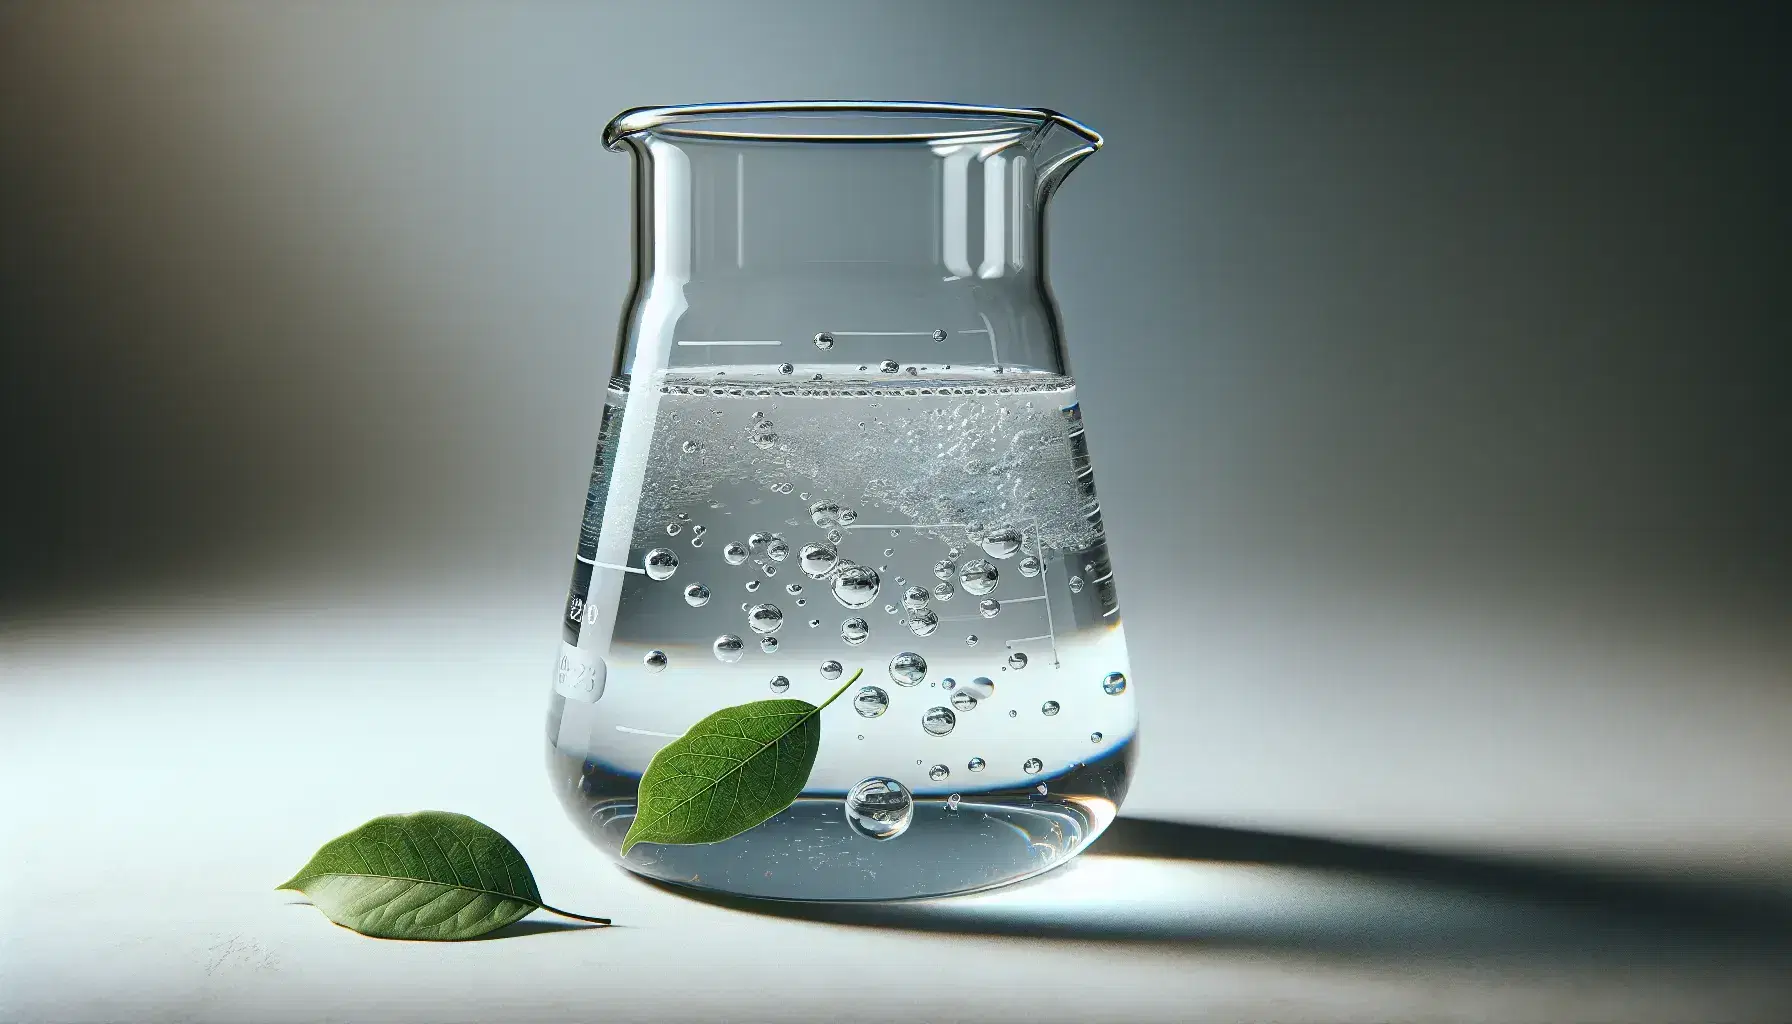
[547,102,1135,900]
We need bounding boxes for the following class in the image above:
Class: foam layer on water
[639,368,1100,553]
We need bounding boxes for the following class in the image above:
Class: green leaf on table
[279,810,608,940]
[621,669,860,854]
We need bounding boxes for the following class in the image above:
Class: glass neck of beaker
[608,103,1101,285]
[604,103,1100,377]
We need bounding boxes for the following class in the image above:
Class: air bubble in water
[961,676,995,700]
[837,508,857,525]
[978,598,1000,618]
[931,328,948,342]
[666,522,682,536]
[933,559,956,581]
[929,764,950,781]
[883,547,895,558]
[844,777,912,840]
[809,618,821,628]
[767,539,790,562]
[713,635,744,663]
[853,686,889,718]
[1008,710,1018,718]
[1024,757,1044,774]
[769,675,790,693]
[691,537,704,547]
[950,690,978,712]
[683,583,710,607]
[799,542,838,578]
[959,559,998,595]
[1007,652,1029,670]
[820,660,843,680]
[747,532,774,556]
[921,706,956,736]
[888,651,927,686]
[809,501,840,527]
[644,549,679,580]
[840,617,869,646]
[932,581,955,601]
[747,603,784,634]
[723,542,749,565]
[760,636,779,653]
[1090,731,1103,743]
[831,564,881,609]
[827,528,844,543]
[883,604,897,615]
[906,608,939,636]
[967,757,986,772]
[643,650,668,673]
[1068,576,1085,593]
[681,440,700,453]
[786,583,803,595]
[878,359,900,374]
[745,580,761,592]
[903,586,929,610]
[760,563,778,577]
[965,634,978,646]
[1018,555,1042,578]
[814,332,835,350]
[1041,700,1060,716]
[778,362,794,375]
[1102,672,1127,695]
[980,526,1022,559]
[946,793,961,811]
[692,524,707,537]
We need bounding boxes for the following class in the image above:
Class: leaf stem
[817,667,863,711]
[537,902,612,926]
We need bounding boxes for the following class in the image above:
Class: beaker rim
[604,101,1101,151]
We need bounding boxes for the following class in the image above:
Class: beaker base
[553,739,1135,901]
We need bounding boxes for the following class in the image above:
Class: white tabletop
[4,588,1789,1023]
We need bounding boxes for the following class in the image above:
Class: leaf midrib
[284,872,538,907]
[631,704,818,841]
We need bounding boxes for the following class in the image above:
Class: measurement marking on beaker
[615,725,681,738]
[1021,518,1060,667]
[977,311,998,364]
[676,340,783,346]
[1001,595,1047,604]
[580,556,646,575]
[1006,635,1054,645]
[827,330,944,337]
[842,522,969,531]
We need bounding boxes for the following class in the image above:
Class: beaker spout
[1033,112,1102,201]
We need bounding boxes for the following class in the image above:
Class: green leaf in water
[621,668,861,854]
[279,810,609,940]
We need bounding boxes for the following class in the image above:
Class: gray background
[5,0,1791,873]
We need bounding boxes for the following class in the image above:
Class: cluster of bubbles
[610,434,1137,784]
